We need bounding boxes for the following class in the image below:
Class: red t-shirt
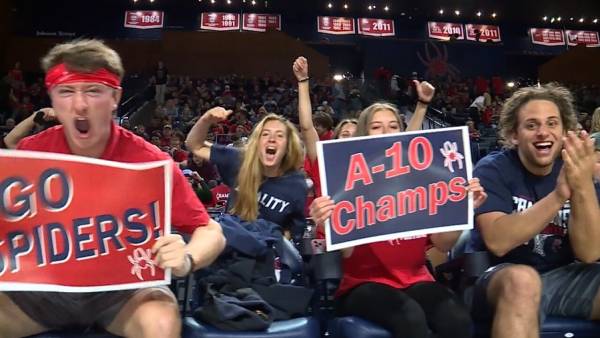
[491,76,504,96]
[172,149,189,163]
[336,236,434,297]
[17,123,209,234]
[319,130,334,141]
[475,77,488,96]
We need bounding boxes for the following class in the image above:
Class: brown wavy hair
[498,83,577,148]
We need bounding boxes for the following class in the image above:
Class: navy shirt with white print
[471,149,600,273]
[210,144,308,237]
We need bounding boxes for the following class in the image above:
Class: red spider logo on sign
[128,248,156,281]
[417,42,461,79]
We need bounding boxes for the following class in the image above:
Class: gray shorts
[472,262,600,323]
[7,290,136,330]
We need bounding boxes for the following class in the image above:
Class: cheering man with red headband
[0,39,226,338]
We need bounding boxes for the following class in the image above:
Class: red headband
[45,63,121,90]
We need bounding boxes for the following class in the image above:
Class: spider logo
[417,42,461,80]
[440,141,464,173]
[128,248,156,281]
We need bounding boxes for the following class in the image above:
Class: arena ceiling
[8,0,600,29]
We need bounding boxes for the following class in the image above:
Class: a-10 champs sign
[317,127,473,251]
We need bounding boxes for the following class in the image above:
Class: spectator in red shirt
[8,61,23,83]
[209,181,231,209]
[169,132,189,163]
[313,111,334,141]
[0,39,225,338]
[160,123,173,146]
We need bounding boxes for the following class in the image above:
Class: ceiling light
[327,2,332,8]
[492,12,497,18]
[384,5,389,11]
[454,10,460,16]
[343,3,348,9]
[476,11,482,17]
[439,9,444,15]
[579,17,584,23]
[543,16,547,21]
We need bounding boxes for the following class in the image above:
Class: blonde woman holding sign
[309,96,487,338]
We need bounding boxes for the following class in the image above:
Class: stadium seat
[182,316,320,338]
[473,316,600,338]
[327,316,391,338]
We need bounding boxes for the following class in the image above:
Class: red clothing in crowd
[171,149,189,163]
[474,76,488,96]
[491,76,504,96]
[208,183,231,208]
[335,236,434,297]
[17,122,209,234]
[482,106,494,127]
[319,130,334,141]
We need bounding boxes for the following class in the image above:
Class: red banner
[242,13,281,32]
[124,11,164,29]
[530,28,565,46]
[565,30,600,47]
[200,12,240,31]
[0,150,171,292]
[428,22,464,40]
[317,16,355,35]
[357,18,395,37]
[465,24,501,42]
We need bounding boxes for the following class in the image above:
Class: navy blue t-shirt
[210,144,308,235]
[472,149,600,272]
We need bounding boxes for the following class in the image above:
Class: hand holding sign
[152,233,191,277]
[309,196,335,226]
[466,178,487,209]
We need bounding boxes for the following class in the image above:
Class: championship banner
[428,22,464,40]
[465,24,501,42]
[357,18,395,37]
[124,11,164,29]
[242,13,281,32]
[0,150,172,292]
[317,16,355,35]
[317,127,473,251]
[565,30,600,47]
[200,12,240,31]
[530,28,565,46]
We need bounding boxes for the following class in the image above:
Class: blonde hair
[231,114,304,221]
[41,39,124,79]
[591,107,600,133]
[355,102,405,136]
[334,118,358,138]
[498,83,577,148]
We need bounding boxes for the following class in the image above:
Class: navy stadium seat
[327,316,390,338]
[182,316,319,338]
